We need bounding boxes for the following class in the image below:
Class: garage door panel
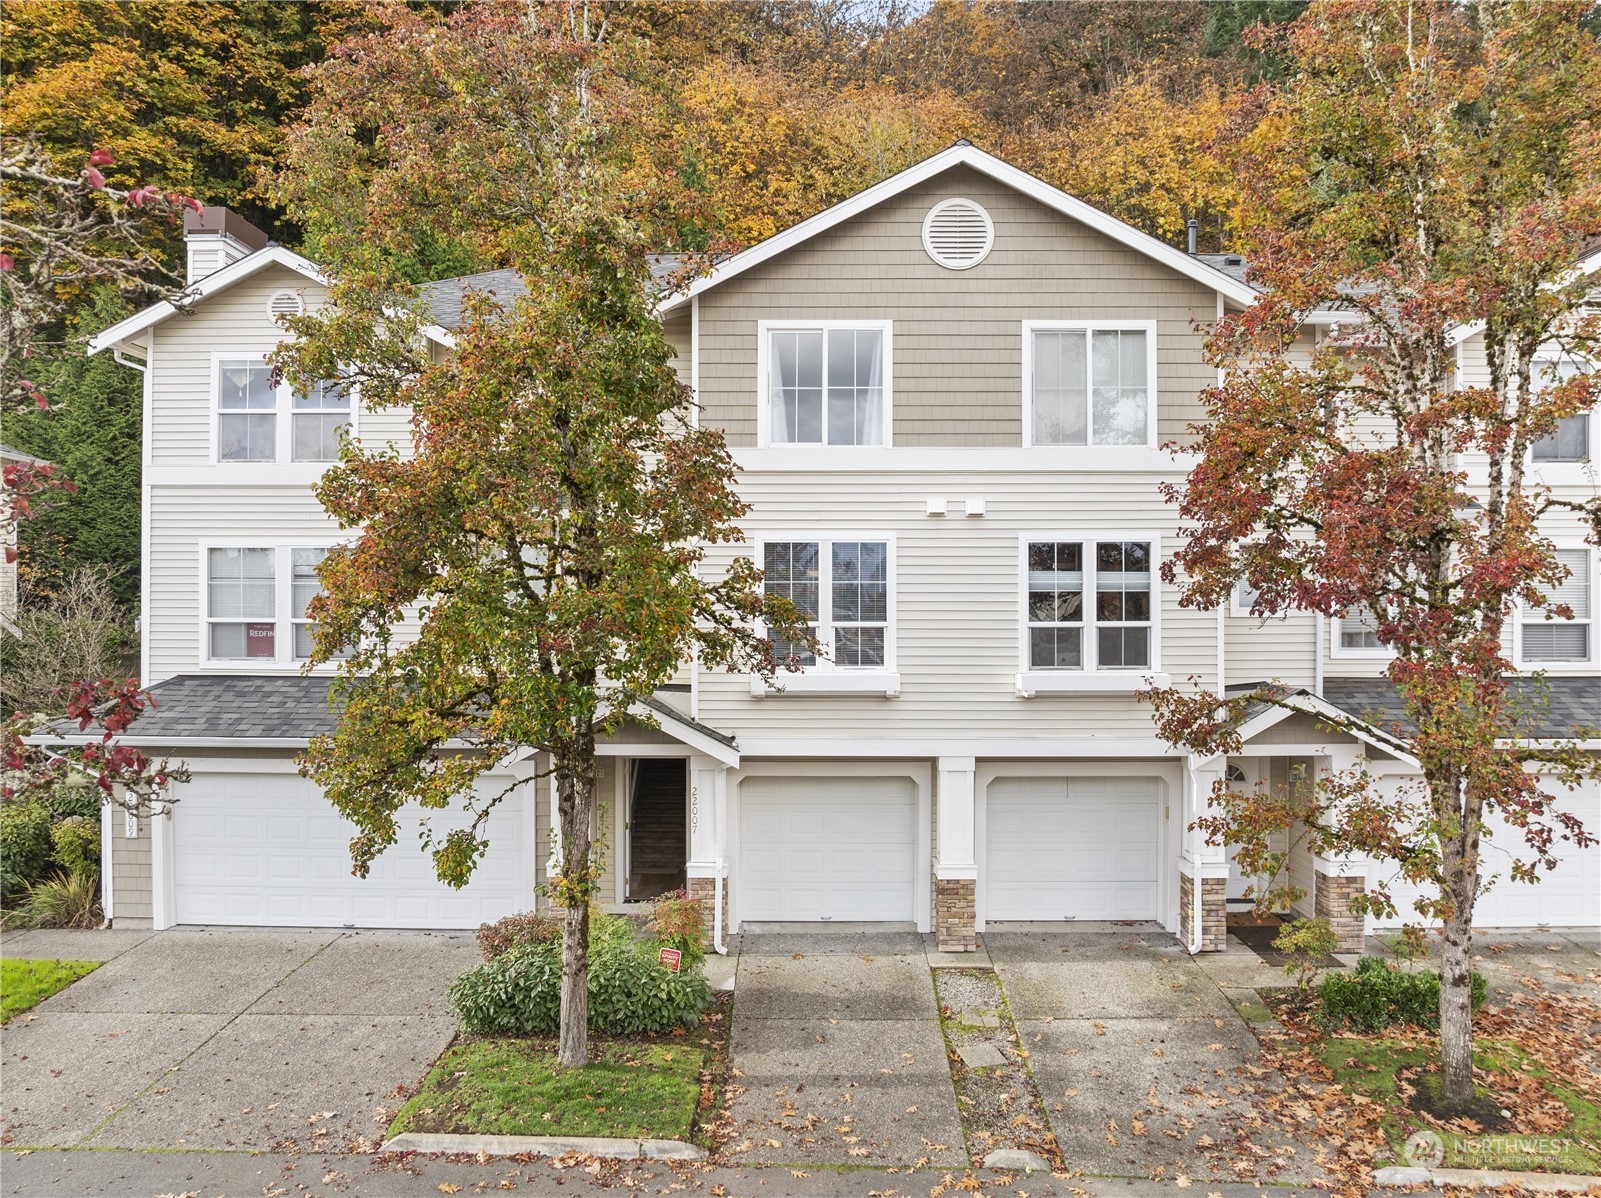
[174,771,532,929]
[740,775,916,923]
[986,776,1160,922]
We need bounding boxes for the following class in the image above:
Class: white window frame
[1230,576,1288,620]
[209,351,357,467]
[755,320,894,449]
[198,540,346,671]
[1021,320,1159,449]
[751,534,899,696]
[1329,604,1395,660]
[1015,532,1169,695]
[1528,352,1596,469]
[1514,544,1597,670]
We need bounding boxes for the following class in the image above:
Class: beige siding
[1226,611,1317,691]
[696,165,1222,448]
[111,815,152,926]
[1245,712,1357,746]
[694,468,1216,740]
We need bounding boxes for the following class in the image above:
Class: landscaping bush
[648,889,706,968]
[50,816,101,877]
[451,910,710,1036]
[1,801,55,899]
[1274,916,1339,989]
[1318,955,1488,1032]
[477,910,562,960]
[39,783,101,823]
[12,869,101,929]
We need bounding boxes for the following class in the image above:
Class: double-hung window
[1025,323,1154,447]
[1337,604,1385,652]
[764,324,888,446]
[205,545,340,665]
[1531,357,1591,464]
[215,355,351,464]
[762,539,891,671]
[1024,539,1154,672]
[1521,549,1592,663]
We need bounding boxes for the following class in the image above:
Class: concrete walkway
[1,926,478,1152]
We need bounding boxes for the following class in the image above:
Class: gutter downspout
[712,764,728,955]
[1314,614,1326,698]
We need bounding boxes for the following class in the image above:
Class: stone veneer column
[1313,747,1369,953]
[687,874,728,945]
[933,757,978,952]
[685,756,727,947]
[1179,761,1228,952]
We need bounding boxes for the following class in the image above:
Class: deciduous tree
[1145,0,1601,1111]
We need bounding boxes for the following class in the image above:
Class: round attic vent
[922,198,994,270]
[266,290,305,320]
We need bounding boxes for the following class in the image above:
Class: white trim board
[657,144,1258,314]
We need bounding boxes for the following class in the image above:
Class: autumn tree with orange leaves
[1145,0,1601,1112]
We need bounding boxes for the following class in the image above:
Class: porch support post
[1179,758,1228,953]
[149,796,175,931]
[685,754,725,944]
[934,756,977,952]
[1313,746,1369,952]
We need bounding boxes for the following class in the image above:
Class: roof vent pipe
[1186,219,1199,256]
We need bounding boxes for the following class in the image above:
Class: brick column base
[934,878,977,952]
[1180,871,1227,952]
[1314,869,1365,952]
[686,875,728,945]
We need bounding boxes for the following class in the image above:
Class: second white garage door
[173,770,534,929]
[740,775,917,922]
[986,776,1161,921]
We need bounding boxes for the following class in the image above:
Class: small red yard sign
[658,946,682,973]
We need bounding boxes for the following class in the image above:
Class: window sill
[751,672,901,698]
[1015,671,1170,697]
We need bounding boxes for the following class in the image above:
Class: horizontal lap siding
[695,469,1216,739]
[696,165,1221,449]
[1227,611,1317,691]
[152,266,329,466]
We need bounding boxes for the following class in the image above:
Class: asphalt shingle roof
[416,255,696,331]
[1321,677,1601,740]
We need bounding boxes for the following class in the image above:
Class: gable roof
[656,143,1260,314]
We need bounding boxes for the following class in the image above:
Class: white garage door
[173,771,533,929]
[986,776,1161,921]
[740,775,916,922]
[1371,779,1600,929]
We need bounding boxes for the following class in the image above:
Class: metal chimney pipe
[1186,219,1199,256]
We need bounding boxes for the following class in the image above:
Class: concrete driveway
[2,926,478,1151]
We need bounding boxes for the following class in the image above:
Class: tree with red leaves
[1144,0,1600,1112]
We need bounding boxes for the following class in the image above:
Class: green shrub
[1,802,55,899]
[1274,916,1339,989]
[648,889,706,968]
[1318,956,1488,1032]
[39,783,100,823]
[450,911,710,1036]
[13,869,101,929]
[477,910,562,960]
[50,816,101,877]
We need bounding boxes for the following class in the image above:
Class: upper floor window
[762,323,888,447]
[1025,539,1153,671]
[205,544,342,665]
[215,355,351,464]
[762,538,891,670]
[1531,358,1591,464]
[1337,604,1385,652]
[1521,549,1592,663]
[1025,323,1154,447]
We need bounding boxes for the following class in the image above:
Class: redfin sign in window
[246,623,276,658]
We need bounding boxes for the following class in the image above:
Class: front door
[627,759,687,902]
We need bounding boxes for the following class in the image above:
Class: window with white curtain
[1026,540,1152,670]
[1522,549,1592,662]
[763,539,890,669]
[292,378,351,463]
[1028,325,1152,447]
[1531,357,1591,463]
[1338,604,1385,651]
[767,327,885,446]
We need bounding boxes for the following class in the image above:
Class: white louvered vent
[266,290,306,320]
[922,198,994,270]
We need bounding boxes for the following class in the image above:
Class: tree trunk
[553,723,597,1069]
[1437,798,1480,1111]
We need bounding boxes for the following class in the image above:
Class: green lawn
[388,1039,705,1141]
[1315,1036,1601,1173]
[1,958,99,1022]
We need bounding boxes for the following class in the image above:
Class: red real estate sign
[658,946,682,973]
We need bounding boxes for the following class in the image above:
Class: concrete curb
[1373,1165,1601,1192]
[381,1132,706,1161]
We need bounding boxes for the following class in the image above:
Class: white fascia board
[1446,250,1601,348]
[656,144,1259,314]
[88,247,326,354]
[1232,690,1420,766]
[624,700,740,767]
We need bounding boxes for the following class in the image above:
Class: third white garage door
[739,775,917,922]
[985,776,1161,921]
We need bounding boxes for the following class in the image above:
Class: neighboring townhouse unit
[85,144,1600,948]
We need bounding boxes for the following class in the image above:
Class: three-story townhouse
[84,145,1599,948]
